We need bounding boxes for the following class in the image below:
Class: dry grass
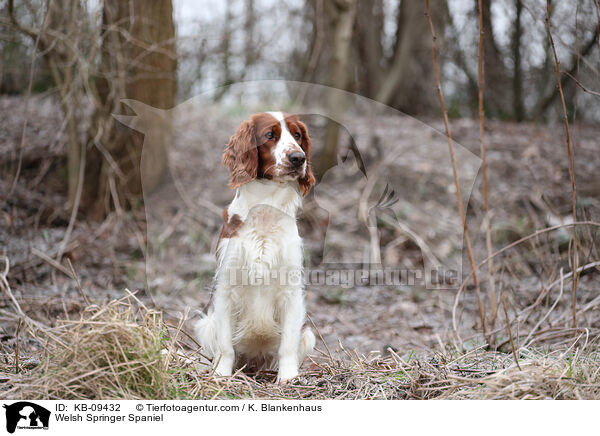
[443,346,600,399]
[2,293,599,400]
[2,293,188,399]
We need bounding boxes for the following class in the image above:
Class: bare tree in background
[8,0,176,219]
[532,2,598,119]
[375,0,425,106]
[87,0,176,218]
[315,0,357,177]
[480,0,512,118]
[375,1,447,113]
[470,0,598,120]
[511,0,525,121]
[355,0,384,98]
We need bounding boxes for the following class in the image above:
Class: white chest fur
[218,180,303,278]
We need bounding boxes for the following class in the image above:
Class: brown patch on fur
[220,207,244,239]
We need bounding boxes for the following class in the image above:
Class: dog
[195,112,316,382]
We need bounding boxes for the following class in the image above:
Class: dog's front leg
[277,291,305,383]
[212,292,235,376]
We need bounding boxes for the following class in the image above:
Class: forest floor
[1,95,599,399]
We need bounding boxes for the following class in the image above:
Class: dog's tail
[300,327,316,361]
[195,311,218,360]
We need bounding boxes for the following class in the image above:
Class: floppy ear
[297,121,316,196]
[222,120,258,188]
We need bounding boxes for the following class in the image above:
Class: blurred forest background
[1,0,600,399]
[1,0,598,215]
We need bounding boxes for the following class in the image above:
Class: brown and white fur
[195,112,316,382]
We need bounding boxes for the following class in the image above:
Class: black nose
[289,151,306,168]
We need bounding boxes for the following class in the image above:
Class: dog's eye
[294,132,301,140]
[265,131,274,140]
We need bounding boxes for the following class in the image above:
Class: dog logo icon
[3,402,50,433]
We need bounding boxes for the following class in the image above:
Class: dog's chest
[237,204,300,267]
[219,181,304,284]
[244,204,296,238]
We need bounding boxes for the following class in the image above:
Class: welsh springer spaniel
[195,112,316,382]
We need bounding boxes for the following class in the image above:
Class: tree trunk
[213,0,233,101]
[480,0,511,118]
[511,0,525,121]
[314,0,357,178]
[375,0,423,106]
[80,0,176,218]
[375,1,447,114]
[355,0,384,98]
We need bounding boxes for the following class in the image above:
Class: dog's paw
[214,368,232,377]
[214,358,234,377]
[276,365,299,384]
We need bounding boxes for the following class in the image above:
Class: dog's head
[222,112,316,196]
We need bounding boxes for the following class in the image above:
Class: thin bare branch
[545,0,579,328]
[477,0,497,335]
[426,0,487,342]
[501,294,521,371]
[563,70,600,98]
